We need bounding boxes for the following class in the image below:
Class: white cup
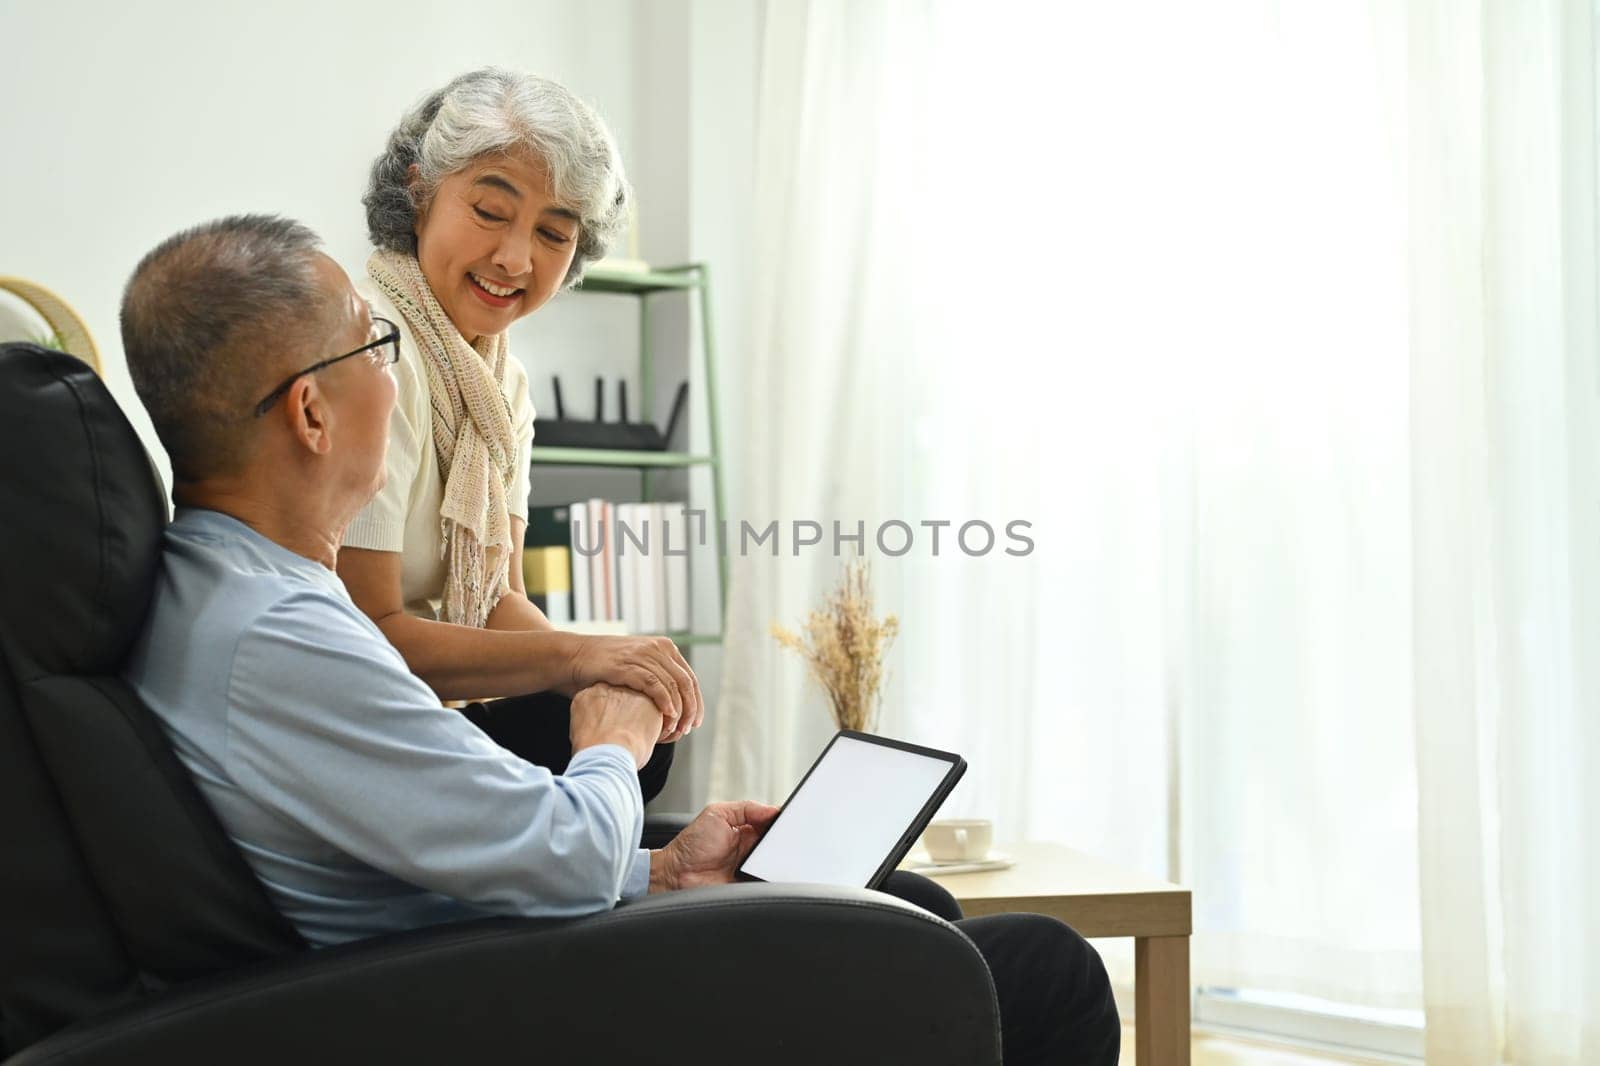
[922,818,994,863]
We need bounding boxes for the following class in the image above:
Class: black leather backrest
[0,345,165,678]
[0,652,141,1056]
[0,344,304,1055]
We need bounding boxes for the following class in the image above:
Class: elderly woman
[338,68,700,802]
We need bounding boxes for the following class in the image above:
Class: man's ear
[285,377,334,456]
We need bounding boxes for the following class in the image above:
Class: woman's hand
[564,635,704,742]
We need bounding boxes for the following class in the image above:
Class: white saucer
[900,850,1015,875]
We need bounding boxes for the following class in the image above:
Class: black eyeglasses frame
[251,316,401,417]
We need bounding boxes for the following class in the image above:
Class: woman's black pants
[461,690,675,803]
[879,871,1122,1066]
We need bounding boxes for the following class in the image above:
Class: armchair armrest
[9,884,1000,1066]
[641,810,694,849]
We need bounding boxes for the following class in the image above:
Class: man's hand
[568,683,663,769]
[565,635,704,743]
[648,801,781,893]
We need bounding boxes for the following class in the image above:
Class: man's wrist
[648,847,679,894]
[570,734,640,761]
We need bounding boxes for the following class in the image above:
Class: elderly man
[118,216,1119,1065]
[118,213,738,941]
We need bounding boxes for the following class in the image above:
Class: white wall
[1,0,639,482]
[625,0,761,811]
[1,0,761,809]
[676,0,760,809]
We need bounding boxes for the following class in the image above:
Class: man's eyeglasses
[252,317,401,417]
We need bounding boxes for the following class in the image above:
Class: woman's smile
[467,271,524,307]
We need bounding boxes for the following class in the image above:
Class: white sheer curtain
[712,0,1600,1044]
[1408,1,1600,1060]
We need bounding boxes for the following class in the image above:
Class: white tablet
[738,731,967,890]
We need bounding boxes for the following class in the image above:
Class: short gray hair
[121,214,325,481]
[364,68,630,288]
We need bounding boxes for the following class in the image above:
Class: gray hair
[364,68,630,288]
[121,214,325,481]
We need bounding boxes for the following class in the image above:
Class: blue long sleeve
[123,509,650,948]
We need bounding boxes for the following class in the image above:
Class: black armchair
[0,343,1002,1065]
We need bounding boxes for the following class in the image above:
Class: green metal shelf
[557,261,729,646]
[666,632,724,647]
[576,267,702,295]
[529,447,716,469]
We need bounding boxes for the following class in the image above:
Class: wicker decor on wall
[0,276,101,374]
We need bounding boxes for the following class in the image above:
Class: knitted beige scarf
[367,249,515,628]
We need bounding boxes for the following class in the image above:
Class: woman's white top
[342,281,535,620]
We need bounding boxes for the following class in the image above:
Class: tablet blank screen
[740,735,955,887]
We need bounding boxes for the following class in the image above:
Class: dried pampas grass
[771,561,900,733]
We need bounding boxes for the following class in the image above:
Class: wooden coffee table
[906,842,1192,1066]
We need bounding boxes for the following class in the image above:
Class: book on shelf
[663,502,690,633]
[651,505,668,634]
[527,496,694,636]
[521,545,571,625]
[568,502,593,624]
[617,502,643,636]
[600,500,619,623]
[524,503,572,548]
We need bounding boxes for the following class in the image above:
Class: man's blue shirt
[122,508,650,948]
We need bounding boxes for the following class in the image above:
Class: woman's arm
[489,517,556,633]
[486,518,699,741]
[338,545,578,700]
[337,545,704,735]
